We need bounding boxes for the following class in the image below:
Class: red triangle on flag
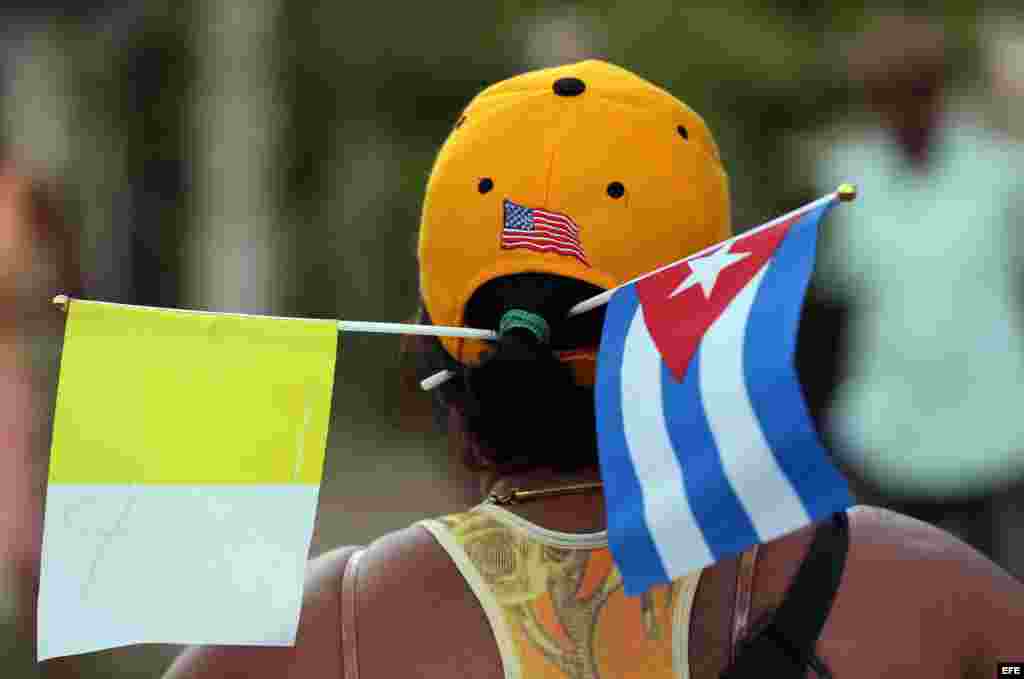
[635,214,801,382]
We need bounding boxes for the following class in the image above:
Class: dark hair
[405,273,606,474]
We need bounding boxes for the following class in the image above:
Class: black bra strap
[722,511,850,678]
[769,510,849,654]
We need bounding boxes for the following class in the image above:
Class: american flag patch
[502,199,589,266]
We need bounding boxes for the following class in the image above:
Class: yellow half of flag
[39,299,339,660]
[48,299,337,485]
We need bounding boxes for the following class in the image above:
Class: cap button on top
[553,77,586,97]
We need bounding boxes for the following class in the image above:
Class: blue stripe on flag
[743,203,854,518]
[595,286,668,591]
[661,351,760,561]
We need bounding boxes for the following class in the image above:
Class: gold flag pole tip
[52,294,69,312]
[837,183,857,202]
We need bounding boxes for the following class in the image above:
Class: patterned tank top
[417,503,703,679]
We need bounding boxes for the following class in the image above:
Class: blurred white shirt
[815,118,1024,497]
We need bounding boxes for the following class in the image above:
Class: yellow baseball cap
[417,60,731,383]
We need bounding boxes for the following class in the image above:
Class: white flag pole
[420,370,456,391]
[337,320,497,340]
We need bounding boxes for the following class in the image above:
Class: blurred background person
[980,10,1024,577]
[984,14,1024,142]
[810,12,1024,573]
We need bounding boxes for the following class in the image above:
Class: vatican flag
[38,298,338,660]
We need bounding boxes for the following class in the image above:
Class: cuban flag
[596,194,854,596]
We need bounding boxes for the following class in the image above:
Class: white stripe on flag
[699,263,810,541]
[620,308,712,575]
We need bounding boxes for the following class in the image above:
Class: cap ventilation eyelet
[553,77,586,97]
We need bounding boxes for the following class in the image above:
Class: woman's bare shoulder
[746,505,1021,678]
[162,543,364,679]
[355,523,506,679]
[846,503,1023,586]
[822,505,1023,676]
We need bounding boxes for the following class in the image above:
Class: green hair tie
[499,309,551,345]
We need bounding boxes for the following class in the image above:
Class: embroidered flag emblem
[502,199,589,266]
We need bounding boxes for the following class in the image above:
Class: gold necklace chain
[487,480,604,506]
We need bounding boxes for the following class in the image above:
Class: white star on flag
[669,243,751,299]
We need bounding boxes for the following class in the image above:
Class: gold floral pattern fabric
[433,509,696,679]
